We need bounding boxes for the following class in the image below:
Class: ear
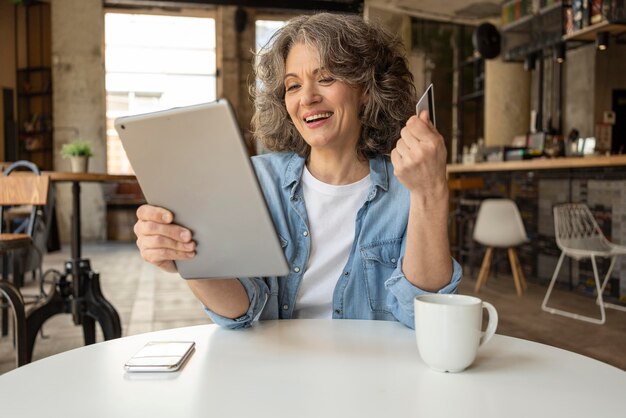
[360,88,369,106]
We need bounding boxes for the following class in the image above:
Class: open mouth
[303,112,333,124]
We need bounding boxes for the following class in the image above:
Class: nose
[300,82,321,106]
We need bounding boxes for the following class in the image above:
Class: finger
[153,260,178,274]
[136,204,174,224]
[134,220,193,243]
[138,235,196,253]
[408,114,436,138]
[396,136,410,157]
[418,110,431,124]
[399,127,421,153]
[140,247,196,265]
[390,148,402,167]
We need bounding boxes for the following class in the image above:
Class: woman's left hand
[390,111,448,200]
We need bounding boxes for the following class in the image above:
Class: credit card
[416,83,436,128]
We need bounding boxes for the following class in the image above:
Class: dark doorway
[2,88,17,162]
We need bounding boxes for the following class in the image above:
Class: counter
[447,155,626,173]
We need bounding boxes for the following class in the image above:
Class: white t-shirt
[292,165,372,319]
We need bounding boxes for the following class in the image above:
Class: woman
[134,13,461,329]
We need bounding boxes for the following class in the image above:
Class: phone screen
[416,83,436,128]
[124,341,195,372]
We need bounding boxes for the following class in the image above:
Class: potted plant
[61,140,94,173]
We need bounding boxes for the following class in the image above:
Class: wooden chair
[473,199,529,296]
[1,161,50,367]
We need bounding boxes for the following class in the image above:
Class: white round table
[0,319,624,417]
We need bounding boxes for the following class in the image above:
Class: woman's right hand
[134,204,195,273]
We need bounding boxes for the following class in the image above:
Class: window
[255,19,286,52]
[254,19,287,154]
[105,12,216,174]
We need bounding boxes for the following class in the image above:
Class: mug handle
[479,301,498,347]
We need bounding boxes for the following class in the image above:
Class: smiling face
[283,42,365,155]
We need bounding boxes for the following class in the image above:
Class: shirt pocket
[360,238,402,314]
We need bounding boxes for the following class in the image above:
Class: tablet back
[115,100,289,279]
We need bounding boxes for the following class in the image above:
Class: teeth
[304,112,332,122]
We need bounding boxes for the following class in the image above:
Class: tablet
[115,100,289,279]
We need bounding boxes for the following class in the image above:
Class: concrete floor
[1,242,625,374]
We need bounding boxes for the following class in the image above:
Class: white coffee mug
[414,294,498,373]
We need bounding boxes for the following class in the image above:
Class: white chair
[541,203,626,325]
[473,199,529,296]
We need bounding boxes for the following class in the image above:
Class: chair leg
[508,248,523,296]
[542,252,607,325]
[597,256,616,306]
[589,256,607,324]
[475,247,493,293]
[542,251,565,313]
[2,252,9,336]
[0,282,28,367]
[511,249,527,290]
[596,256,626,313]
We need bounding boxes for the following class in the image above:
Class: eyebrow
[283,68,323,81]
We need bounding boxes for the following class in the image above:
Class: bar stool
[448,176,485,275]
[473,198,529,296]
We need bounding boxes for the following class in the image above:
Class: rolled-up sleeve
[203,277,269,330]
[384,257,462,329]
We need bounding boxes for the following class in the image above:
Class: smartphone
[416,83,436,128]
[124,341,195,372]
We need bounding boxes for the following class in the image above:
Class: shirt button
[303,231,309,237]
[344,271,349,276]
[391,258,396,264]
[334,309,341,315]
[294,266,300,273]
[282,304,289,310]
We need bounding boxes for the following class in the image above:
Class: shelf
[502,14,534,32]
[460,90,484,102]
[458,56,483,68]
[502,2,563,32]
[18,91,52,98]
[538,2,563,16]
[447,155,626,173]
[563,20,626,41]
[22,147,53,153]
[17,66,51,73]
[19,130,52,135]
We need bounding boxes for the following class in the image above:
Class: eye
[286,83,300,92]
[319,77,334,84]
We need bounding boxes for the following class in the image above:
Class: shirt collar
[282,152,389,197]
[283,153,306,191]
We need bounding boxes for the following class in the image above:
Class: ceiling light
[596,31,609,51]
[553,43,566,64]
[524,53,536,71]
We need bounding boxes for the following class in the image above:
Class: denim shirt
[205,152,462,329]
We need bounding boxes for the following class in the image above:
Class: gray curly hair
[251,13,417,159]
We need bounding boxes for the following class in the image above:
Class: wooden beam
[104,0,363,13]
